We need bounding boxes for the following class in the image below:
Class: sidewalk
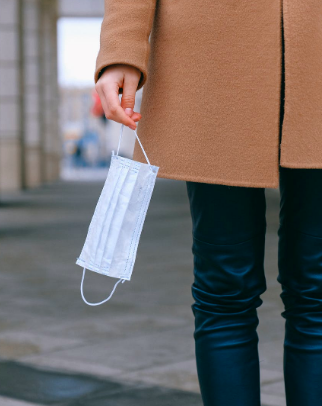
[0,178,285,406]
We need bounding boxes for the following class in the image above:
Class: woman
[94,1,322,405]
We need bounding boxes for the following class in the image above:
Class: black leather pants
[186,167,322,406]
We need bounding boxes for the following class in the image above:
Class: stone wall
[0,0,21,191]
[0,0,60,192]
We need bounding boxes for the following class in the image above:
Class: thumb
[121,74,138,117]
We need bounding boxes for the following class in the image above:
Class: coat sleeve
[94,0,157,92]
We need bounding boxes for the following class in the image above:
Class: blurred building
[0,0,107,193]
[0,0,59,192]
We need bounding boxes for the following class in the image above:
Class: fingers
[98,80,137,130]
[121,72,142,124]
[95,65,142,130]
[105,84,137,129]
[131,112,142,122]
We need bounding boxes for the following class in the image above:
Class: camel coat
[95,0,322,189]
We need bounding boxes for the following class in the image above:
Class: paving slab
[0,178,285,405]
[0,360,203,406]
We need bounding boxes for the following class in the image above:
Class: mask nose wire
[80,267,126,306]
[116,124,154,171]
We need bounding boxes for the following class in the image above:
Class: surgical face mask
[76,124,159,306]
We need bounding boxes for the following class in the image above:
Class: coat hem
[156,171,279,189]
[280,160,322,169]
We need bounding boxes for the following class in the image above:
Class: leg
[186,181,267,406]
[278,167,322,405]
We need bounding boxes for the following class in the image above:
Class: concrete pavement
[0,178,286,405]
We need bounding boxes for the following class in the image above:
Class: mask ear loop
[80,267,126,306]
[116,124,154,171]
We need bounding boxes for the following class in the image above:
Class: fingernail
[125,108,133,116]
[130,124,136,130]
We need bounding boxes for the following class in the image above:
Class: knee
[278,231,322,347]
[191,232,267,315]
[278,226,322,314]
[279,285,322,318]
[279,284,322,350]
[191,280,265,317]
[191,272,265,348]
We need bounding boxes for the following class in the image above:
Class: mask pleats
[92,159,131,270]
[109,164,153,278]
[80,161,120,265]
[97,161,140,272]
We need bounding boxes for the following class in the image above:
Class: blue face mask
[76,124,159,306]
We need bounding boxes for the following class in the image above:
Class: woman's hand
[95,64,142,130]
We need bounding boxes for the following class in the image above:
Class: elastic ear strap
[116,124,153,170]
[116,124,124,156]
[80,267,125,306]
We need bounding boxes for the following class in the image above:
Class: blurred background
[0,0,142,192]
[0,1,286,406]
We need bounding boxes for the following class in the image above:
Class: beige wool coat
[95,0,322,189]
